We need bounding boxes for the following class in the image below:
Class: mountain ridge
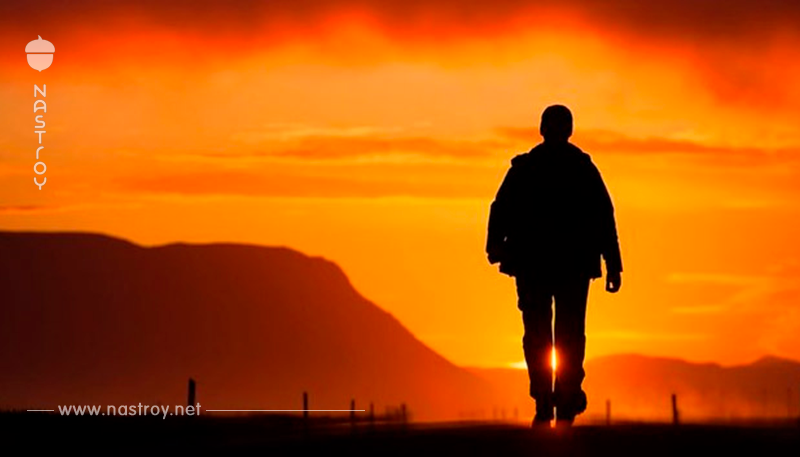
[0,230,495,420]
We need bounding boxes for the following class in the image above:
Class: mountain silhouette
[471,354,800,421]
[0,231,494,420]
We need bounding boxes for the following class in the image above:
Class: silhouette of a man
[486,105,622,426]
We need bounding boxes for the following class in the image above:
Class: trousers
[515,273,590,412]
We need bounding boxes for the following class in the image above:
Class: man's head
[539,105,573,142]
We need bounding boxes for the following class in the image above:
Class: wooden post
[187,378,196,408]
[369,402,375,426]
[350,399,356,429]
[401,403,407,425]
[606,399,611,426]
[303,392,309,421]
[671,393,679,425]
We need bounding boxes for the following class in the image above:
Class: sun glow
[551,347,558,372]
[2,0,799,373]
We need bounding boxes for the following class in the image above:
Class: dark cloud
[498,127,800,165]
[3,0,799,42]
[119,167,492,199]
[4,1,798,109]
[0,205,60,214]
[199,135,506,160]
[176,126,800,166]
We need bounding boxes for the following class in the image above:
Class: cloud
[664,272,773,286]
[203,124,800,164]
[498,127,800,165]
[230,124,406,142]
[665,270,800,319]
[592,330,709,342]
[0,205,62,214]
[3,1,798,110]
[671,305,728,315]
[118,167,493,199]
[3,1,800,42]
[151,124,507,161]
[226,128,505,160]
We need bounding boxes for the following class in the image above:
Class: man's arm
[589,163,622,291]
[486,166,518,264]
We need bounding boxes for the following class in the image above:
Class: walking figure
[486,105,622,426]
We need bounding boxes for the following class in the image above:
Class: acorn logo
[26,36,55,72]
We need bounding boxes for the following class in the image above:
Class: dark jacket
[486,141,622,278]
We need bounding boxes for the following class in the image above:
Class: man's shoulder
[510,142,594,167]
[565,142,593,162]
[510,152,533,167]
[509,144,546,167]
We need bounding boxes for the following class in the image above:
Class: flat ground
[5,413,798,456]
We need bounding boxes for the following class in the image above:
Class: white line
[27,409,368,413]
[206,409,366,412]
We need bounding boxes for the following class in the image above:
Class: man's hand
[606,271,622,293]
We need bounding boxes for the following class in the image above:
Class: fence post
[369,402,375,427]
[350,399,356,429]
[187,378,196,409]
[671,393,679,425]
[606,399,611,426]
[303,391,309,430]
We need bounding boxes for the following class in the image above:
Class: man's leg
[515,274,554,421]
[553,276,591,421]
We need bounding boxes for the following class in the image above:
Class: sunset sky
[2,1,800,368]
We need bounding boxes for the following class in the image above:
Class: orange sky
[2,1,800,368]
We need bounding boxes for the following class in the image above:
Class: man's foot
[531,416,552,428]
[531,397,554,428]
[555,417,574,428]
[555,409,575,427]
[554,390,587,423]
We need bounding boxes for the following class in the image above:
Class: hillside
[0,231,494,420]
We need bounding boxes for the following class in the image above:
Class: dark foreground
[5,413,799,456]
